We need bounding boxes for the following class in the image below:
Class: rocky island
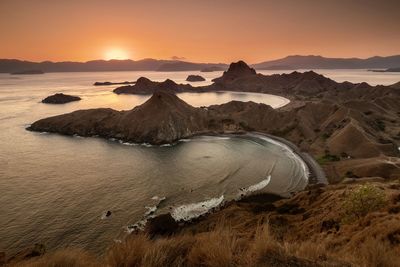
[11,70,44,75]
[186,75,206,82]
[113,77,194,95]
[93,81,136,86]
[41,93,81,104]
[371,67,400,72]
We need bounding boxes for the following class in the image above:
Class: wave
[237,175,271,199]
[126,196,167,233]
[171,195,224,221]
[252,134,309,179]
[151,196,166,201]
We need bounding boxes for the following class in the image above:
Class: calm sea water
[0,69,398,255]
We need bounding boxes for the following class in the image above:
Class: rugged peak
[227,60,256,75]
[157,79,180,92]
[135,77,153,85]
[212,60,256,83]
[138,90,195,113]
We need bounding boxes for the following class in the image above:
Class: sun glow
[104,48,130,60]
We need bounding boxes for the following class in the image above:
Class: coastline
[254,132,328,185]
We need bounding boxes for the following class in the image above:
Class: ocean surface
[0,69,399,255]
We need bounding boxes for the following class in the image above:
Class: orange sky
[0,0,399,63]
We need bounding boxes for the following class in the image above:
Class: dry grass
[10,223,400,267]
[348,238,400,267]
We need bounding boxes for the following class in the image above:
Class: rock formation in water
[41,93,81,104]
[30,91,208,144]
[212,60,257,84]
[93,81,136,86]
[113,77,194,95]
[11,70,44,75]
[186,75,206,82]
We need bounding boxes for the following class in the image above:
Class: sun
[104,48,130,60]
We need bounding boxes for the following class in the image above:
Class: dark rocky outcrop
[113,77,194,95]
[11,70,44,75]
[41,93,81,104]
[186,75,206,82]
[212,60,257,84]
[93,81,135,86]
[145,213,179,237]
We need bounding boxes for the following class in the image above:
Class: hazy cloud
[171,56,186,60]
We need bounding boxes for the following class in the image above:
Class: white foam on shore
[160,143,173,147]
[126,219,147,233]
[126,196,167,233]
[151,196,166,201]
[238,175,271,197]
[171,195,224,221]
[144,206,157,216]
[252,134,309,178]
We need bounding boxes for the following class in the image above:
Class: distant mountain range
[252,55,400,70]
[1,55,400,73]
[0,58,228,73]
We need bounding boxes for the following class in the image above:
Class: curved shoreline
[253,132,328,185]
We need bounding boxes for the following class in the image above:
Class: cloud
[171,56,186,60]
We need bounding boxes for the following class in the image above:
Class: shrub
[342,184,386,222]
[317,153,340,165]
[345,171,358,178]
[321,132,331,140]
[375,119,386,131]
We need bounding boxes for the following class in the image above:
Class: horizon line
[1,54,400,65]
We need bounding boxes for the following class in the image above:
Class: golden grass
[10,223,400,267]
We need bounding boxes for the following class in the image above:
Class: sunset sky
[1,0,399,63]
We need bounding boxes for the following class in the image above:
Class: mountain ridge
[253,55,400,70]
[2,54,400,73]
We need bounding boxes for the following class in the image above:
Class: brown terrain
[11,61,400,266]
